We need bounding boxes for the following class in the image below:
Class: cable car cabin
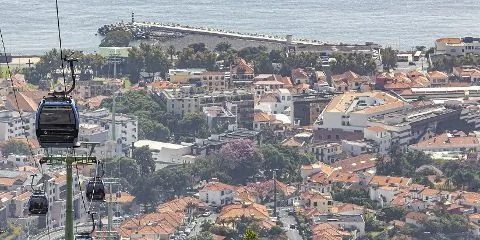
[28,191,49,215]
[86,178,106,202]
[35,96,79,148]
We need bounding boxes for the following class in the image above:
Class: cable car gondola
[35,96,80,148]
[28,190,49,215]
[86,177,106,202]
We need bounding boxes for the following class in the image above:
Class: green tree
[167,45,176,65]
[188,232,214,240]
[254,53,274,74]
[100,30,133,47]
[215,42,232,53]
[378,206,406,222]
[103,157,141,190]
[243,227,259,240]
[189,42,208,53]
[132,146,156,175]
[126,46,145,83]
[1,139,30,156]
[142,44,171,75]
[176,113,209,140]
[381,46,398,70]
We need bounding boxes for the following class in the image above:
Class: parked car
[290,224,296,229]
[202,211,211,217]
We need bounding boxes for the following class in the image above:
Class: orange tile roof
[0,177,17,186]
[301,190,332,201]
[405,212,428,221]
[282,137,304,147]
[427,70,449,79]
[302,162,335,176]
[106,192,135,203]
[366,126,386,133]
[280,76,293,86]
[311,223,350,240]
[327,171,360,184]
[13,191,32,201]
[411,133,479,148]
[436,38,462,44]
[325,91,403,113]
[253,112,271,122]
[331,154,376,173]
[369,175,411,188]
[200,181,234,192]
[156,196,204,213]
[217,203,269,222]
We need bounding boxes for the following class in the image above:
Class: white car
[185,228,191,234]
[202,211,211,217]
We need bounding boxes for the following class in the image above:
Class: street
[188,212,218,238]
[278,207,303,240]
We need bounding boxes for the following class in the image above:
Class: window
[313,202,318,207]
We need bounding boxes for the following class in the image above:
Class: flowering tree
[217,139,264,184]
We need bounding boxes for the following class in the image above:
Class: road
[34,225,91,240]
[189,212,218,238]
[278,207,303,240]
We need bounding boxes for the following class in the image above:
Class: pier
[131,21,324,46]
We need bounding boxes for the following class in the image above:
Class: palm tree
[167,45,176,66]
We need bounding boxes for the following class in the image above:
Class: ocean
[1,0,479,55]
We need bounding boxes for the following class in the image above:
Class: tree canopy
[1,139,30,156]
[100,30,133,47]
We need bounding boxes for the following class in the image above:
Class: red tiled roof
[331,154,376,173]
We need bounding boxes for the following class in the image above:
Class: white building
[255,88,294,123]
[80,108,138,148]
[435,37,480,56]
[363,126,392,155]
[0,110,35,141]
[314,91,409,132]
[198,179,235,207]
[133,140,194,170]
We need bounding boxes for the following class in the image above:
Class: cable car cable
[54,0,67,93]
[2,27,53,240]
[0,27,38,166]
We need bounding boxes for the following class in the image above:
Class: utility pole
[40,142,100,240]
[102,178,120,239]
[272,168,278,218]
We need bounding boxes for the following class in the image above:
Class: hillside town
[2,35,480,240]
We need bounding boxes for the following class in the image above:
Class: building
[168,68,207,84]
[230,58,255,85]
[158,88,254,127]
[203,105,236,131]
[312,214,365,236]
[255,88,294,122]
[306,142,343,164]
[314,91,408,132]
[0,110,35,141]
[199,71,231,92]
[453,66,480,83]
[300,190,333,212]
[331,154,376,174]
[409,132,480,153]
[435,37,480,56]
[199,179,235,207]
[369,104,464,150]
[293,94,331,126]
[133,140,194,170]
[73,78,123,99]
[80,108,138,149]
[426,71,449,87]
